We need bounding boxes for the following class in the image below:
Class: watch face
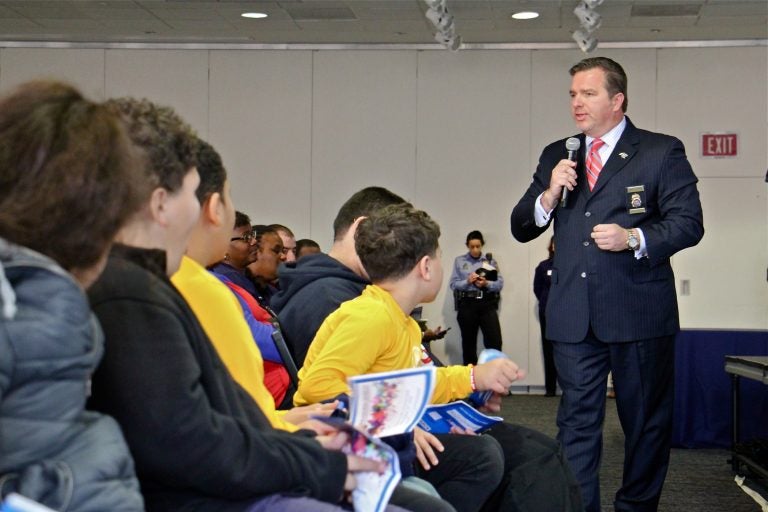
[628,235,639,249]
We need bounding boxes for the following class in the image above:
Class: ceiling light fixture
[422,0,462,52]
[511,11,539,20]
[572,0,604,53]
[241,12,268,19]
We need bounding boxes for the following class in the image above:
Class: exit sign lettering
[701,133,738,158]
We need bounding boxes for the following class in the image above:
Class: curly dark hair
[0,81,148,272]
[355,203,441,283]
[104,97,198,193]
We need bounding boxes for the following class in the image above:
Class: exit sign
[701,132,738,158]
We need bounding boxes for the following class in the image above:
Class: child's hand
[413,426,444,470]
[474,358,526,394]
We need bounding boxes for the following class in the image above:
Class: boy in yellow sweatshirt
[297,203,530,512]
[296,203,524,407]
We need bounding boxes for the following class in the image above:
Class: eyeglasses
[231,232,256,244]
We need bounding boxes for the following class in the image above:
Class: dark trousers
[553,332,675,512]
[414,433,504,512]
[389,481,456,512]
[247,494,412,512]
[539,312,558,395]
[456,298,502,365]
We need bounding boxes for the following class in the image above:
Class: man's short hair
[105,97,198,194]
[195,139,226,203]
[252,224,278,245]
[355,203,441,283]
[0,81,147,272]
[296,238,320,252]
[268,223,294,238]
[333,186,407,241]
[569,56,628,113]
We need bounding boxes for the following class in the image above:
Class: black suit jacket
[511,118,704,343]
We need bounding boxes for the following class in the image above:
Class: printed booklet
[418,400,502,434]
[318,366,437,512]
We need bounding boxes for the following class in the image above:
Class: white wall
[2,45,764,389]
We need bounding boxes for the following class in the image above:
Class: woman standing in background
[449,230,504,365]
[534,236,558,396]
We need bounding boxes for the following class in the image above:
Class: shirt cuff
[534,192,552,227]
[634,228,648,259]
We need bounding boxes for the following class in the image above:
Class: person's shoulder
[89,250,179,316]
[624,118,682,148]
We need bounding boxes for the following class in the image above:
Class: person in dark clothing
[274,186,584,512]
[511,57,703,512]
[533,236,558,396]
[87,99,419,512]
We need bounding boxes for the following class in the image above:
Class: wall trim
[0,40,764,51]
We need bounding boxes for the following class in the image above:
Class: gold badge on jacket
[626,185,646,214]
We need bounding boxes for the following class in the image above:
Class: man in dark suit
[511,57,704,512]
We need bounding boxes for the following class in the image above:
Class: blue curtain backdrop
[673,329,768,449]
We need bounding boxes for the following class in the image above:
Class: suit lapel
[588,118,640,199]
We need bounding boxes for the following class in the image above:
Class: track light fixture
[574,3,602,32]
[422,0,462,51]
[572,29,598,53]
[572,0,603,53]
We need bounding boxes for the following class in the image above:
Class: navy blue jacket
[272,253,369,367]
[511,118,704,343]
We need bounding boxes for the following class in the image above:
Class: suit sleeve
[91,297,347,504]
[511,150,555,243]
[640,138,704,267]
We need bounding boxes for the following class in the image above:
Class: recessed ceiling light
[511,11,539,20]
[241,12,268,19]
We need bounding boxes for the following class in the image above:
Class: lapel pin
[619,152,628,159]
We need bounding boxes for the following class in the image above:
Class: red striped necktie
[586,138,605,191]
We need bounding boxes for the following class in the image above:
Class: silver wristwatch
[627,229,640,251]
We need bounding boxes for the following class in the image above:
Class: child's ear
[148,187,169,226]
[204,192,224,226]
[419,255,432,280]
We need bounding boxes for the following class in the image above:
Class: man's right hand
[473,358,526,394]
[542,158,578,211]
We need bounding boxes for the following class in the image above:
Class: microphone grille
[565,137,581,151]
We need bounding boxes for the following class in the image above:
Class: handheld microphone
[560,137,581,208]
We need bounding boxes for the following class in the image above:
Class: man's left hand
[591,223,629,252]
